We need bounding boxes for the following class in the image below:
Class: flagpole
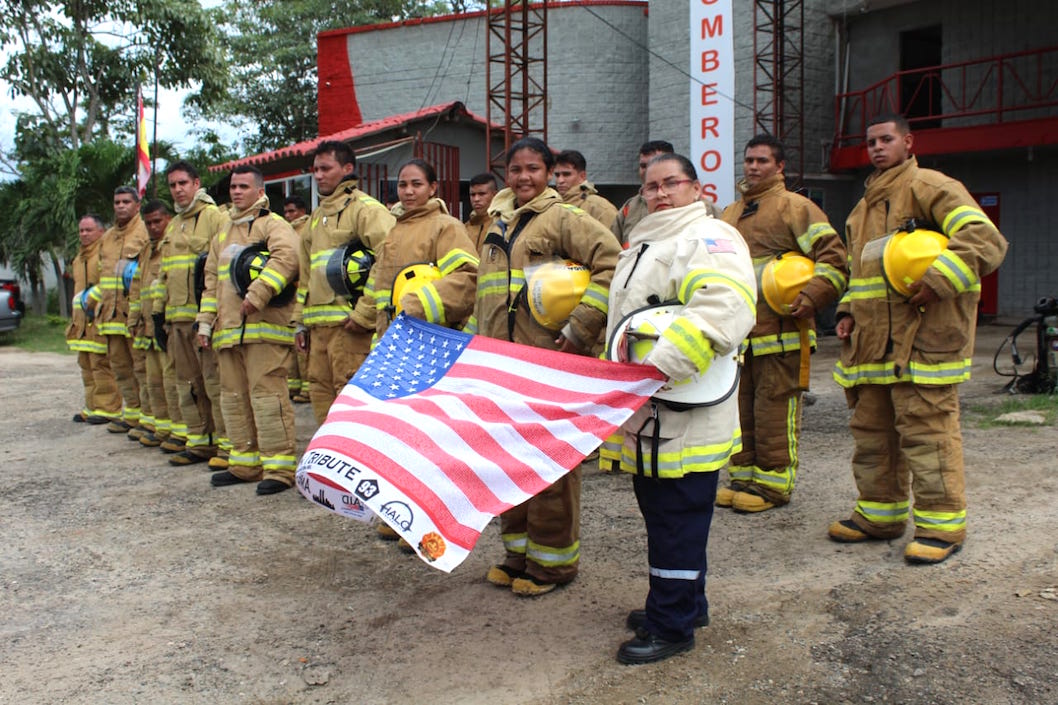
[151,59,159,199]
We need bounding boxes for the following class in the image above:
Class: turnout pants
[729,349,802,504]
[144,347,176,440]
[306,324,372,425]
[132,346,151,430]
[106,334,141,425]
[169,322,216,454]
[77,350,121,418]
[633,470,717,643]
[217,343,297,485]
[202,346,230,456]
[845,383,967,543]
[162,349,186,442]
[498,468,581,584]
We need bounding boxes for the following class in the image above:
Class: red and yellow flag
[136,88,151,199]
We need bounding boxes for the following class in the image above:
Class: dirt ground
[1,323,1056,705]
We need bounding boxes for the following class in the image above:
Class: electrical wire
[578,4,755,113]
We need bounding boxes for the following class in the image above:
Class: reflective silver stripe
[649,567,700,581]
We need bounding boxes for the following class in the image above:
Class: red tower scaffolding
[754,0,805,188]
[485,1,548,178]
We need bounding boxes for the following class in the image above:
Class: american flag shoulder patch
[703,237,736,254]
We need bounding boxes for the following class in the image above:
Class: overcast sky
[0,0,238,173]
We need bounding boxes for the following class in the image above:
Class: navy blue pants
[633,470,718,642]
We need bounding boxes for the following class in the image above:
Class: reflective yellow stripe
[840,276,887,303]
[941,205,993,236]
[581,281,609,315]
[257,268,288,294]
[98,322,130,336]
[618,431,741,477]
[749,328,816,356]
[527,539,580,568]
[261,454,297,471]
[931,250,979,294]
[200,297,217,314]
[501,531,528,555]
[311,248,336,268]
[417,284,445,324]
[67,339,108,354]
[855,499,910,524]
[729,464,754,483]
[133,336,153,350]
[833,357,972,387]
[229,450,261,467]
[212,322,296,347]
[661,317,714,374]
[463,315,478,334]
[797,222,838,254]
[682,270,756,312]
[303,305,352,326]
[912,507,966,532]
[814,261,847,293]
[165,305,199,322]
[438,248,478,274]
[476,271,508,298]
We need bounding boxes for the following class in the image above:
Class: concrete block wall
[341,4,649,185]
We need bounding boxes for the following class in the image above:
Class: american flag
[296,314,666,572]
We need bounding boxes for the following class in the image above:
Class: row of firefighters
[64,134,1004,558]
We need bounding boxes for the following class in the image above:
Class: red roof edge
[210,101,503,173]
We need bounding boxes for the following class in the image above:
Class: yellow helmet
[882,227,948,297]
[526,259,591,330]
[391,263,441,316]
[760,253,814,315]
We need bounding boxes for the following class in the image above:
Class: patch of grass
[969,392,1058,427]
[0,313,72,354]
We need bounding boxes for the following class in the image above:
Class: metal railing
[833,45,1058,149]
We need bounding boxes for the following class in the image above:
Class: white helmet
[607,303,741,408]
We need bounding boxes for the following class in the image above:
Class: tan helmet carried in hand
[391,263,441,316]
[882,226,948,297]
[526,259,590,330]
[760,252,814,315]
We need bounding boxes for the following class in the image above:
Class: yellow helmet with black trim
[391,263,441,316]
[526,259,590,330]
[760,252,814,315]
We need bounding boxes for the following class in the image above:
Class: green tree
[204,0,481,154]
[0,137,150,315]
[0,0,228,152]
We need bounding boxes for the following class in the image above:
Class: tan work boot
[485,564,525,587]
[715,487,738,507]
[732,491,777,513]
[904,538,962,564]
[511,575,557,597]
[208,454,229,470]
[827,519,885,543]
[376,523,400,541]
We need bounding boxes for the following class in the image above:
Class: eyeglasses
[640,177,695,198]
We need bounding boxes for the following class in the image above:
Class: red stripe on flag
[323,404,516,508]
[446,361,659,410]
